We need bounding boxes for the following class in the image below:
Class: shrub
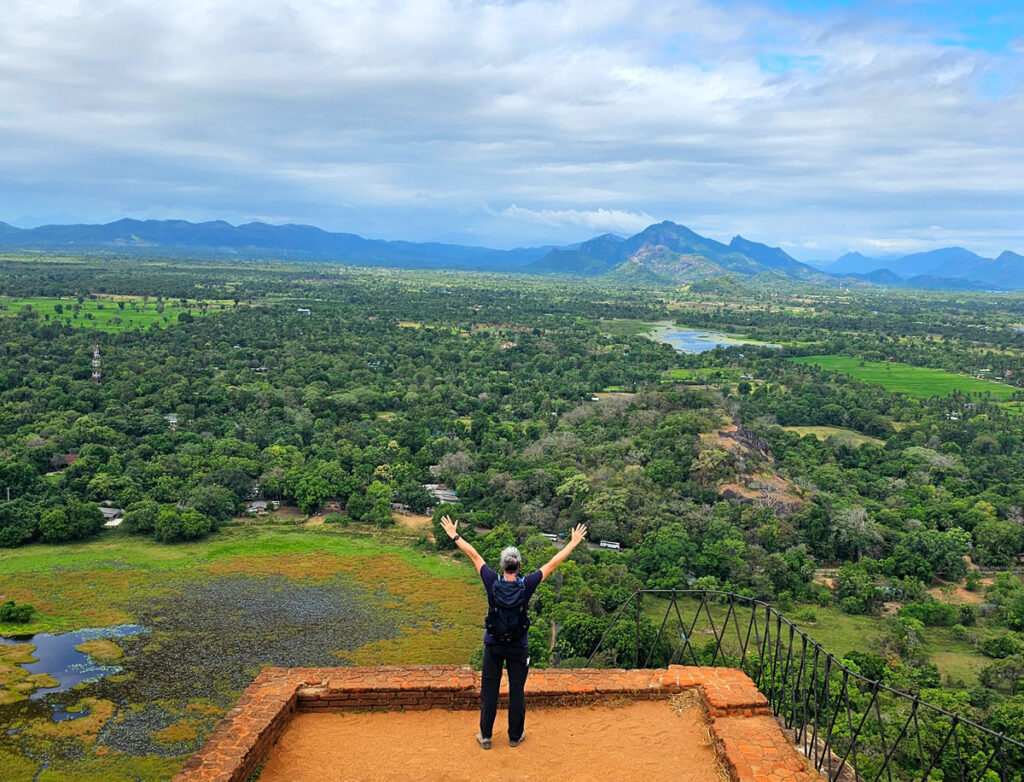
[840,596,868,615]
[323,513,349,525]
[793,607,818,623]
[0,600,34,623]
[957,605,977,627]
[898,601,957,627]
[469,644,484,671]
[776,591,794,613]
[121,500,161,535]
[980,635,1020,659]
[843,650,886,681]
[979,655,1024,694]
[964,570,983,591]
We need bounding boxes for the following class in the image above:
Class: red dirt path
[257,700,721,782]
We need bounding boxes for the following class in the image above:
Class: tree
[973,519,1024,566]
[153,506,213,543]
[187,484,237,522]
[121,500,161,535]
[393,480,433,513]
[38,501,104,543]
[1007,591,1024,632]
[346,491,371,523]
[0,500,37,547]
[635,523,696,589]
[689,448,732,484]
[294,474,332,514]
[891,528,970,582]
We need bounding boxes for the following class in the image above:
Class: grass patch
[640,596,988,688]
[0,295,234,333]
[0,526,481,639]
[790,356,1018,400]
[666,367,736,382]
[782,426,884,446]
[25,698,116,745]
[597,318,666,337]
[75,639,124,662]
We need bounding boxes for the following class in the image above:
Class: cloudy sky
[1,0,1022,259]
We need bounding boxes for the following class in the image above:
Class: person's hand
[440,515,459,540]
[569,523,587,546]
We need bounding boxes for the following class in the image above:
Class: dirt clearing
[257,699,721,782]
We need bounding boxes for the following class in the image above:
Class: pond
[0,573,406,777]
[647,323,780,354]
[1,625,147,702]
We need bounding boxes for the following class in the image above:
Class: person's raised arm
[439,515,486,573]
[539,523,587,581]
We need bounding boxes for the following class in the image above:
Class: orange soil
[258,700,720,782]
[394,512,434,537]
[713,424,741,451]
[927,581,992,606]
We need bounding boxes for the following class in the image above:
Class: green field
[597,318,664,337]
[0,524,479,637]
[782,425,884,446]
[0,295,233,333]
[667,367,742,382]
[790,355,1019,400]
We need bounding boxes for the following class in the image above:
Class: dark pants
[479,642,529,740]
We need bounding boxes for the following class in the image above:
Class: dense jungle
[1,253,1022,780]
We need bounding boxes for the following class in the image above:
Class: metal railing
[583,590,1023,782]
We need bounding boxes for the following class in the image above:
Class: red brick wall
[174,665,817,782]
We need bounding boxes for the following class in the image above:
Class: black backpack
[485,577,529,644]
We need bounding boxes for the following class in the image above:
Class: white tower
[92,345,101,383]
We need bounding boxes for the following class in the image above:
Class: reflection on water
[654,326,780,354]
[0,624,147,701]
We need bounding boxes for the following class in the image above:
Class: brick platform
[174,665,818,782]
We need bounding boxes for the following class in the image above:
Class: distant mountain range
[0,218,553,270]
[812,247,1024,290]
[1,217,1021,290]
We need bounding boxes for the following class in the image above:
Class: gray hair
[499,546,523,573]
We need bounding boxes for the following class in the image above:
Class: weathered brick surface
[715,714,818,782]
[173,664,813,782]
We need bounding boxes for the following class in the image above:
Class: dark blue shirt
[480,564,542,647]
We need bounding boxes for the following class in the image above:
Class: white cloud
[0,0,1021,254]
[501,205,658,234]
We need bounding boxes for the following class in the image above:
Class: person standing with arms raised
[439,515,588,749]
